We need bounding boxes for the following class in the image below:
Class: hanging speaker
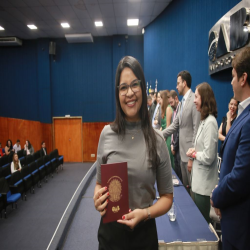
[49,41,56,55]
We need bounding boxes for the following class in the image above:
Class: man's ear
[241,72,248,87]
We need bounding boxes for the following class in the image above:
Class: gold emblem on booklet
[112,206,120,213]
[108,176,122,202]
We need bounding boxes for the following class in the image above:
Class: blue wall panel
[144,0,240,127]
[0,40,39,121]
[37,39,52,123]
[0,35,143,123]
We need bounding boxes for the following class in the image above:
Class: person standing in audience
[147,95,155,122]
[24,140,34,155]
[160,90,174,169]
[152,92,161,129]
[93,56,173,250]
[211,47,250,250]
[10,153,22,173]
[218,97,238,156]
[168,90,182,182]
[40,141,47,157]
[162,71,200,196]
[186,83,218,223]
[13,139,21,153]
[5,139,14,156]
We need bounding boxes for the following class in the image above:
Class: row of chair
[0,148,44,168]
[0,149,63,218]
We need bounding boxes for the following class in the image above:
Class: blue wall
[0,35,143,123]
[144,0,241,126]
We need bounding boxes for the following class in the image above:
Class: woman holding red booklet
[93,56,173,250]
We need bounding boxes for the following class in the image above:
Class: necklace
[129,128,141,140]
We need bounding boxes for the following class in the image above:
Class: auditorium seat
[36,158,47,183]
[29,162,41,189]
[10,171,24,200]
[0,177,22,218]
[21,165,33,199]
[26,155,34,166]
[43,155,53,178]
[0,155,9,167]
[0,193,4,218]
[50,149,64,172]
[20,156,26,167]
[0,164,11,184]
[33,150,41,161]
[7,151,14,164]
[17,149,24,159]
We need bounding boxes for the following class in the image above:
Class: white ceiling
[0,0,172,39]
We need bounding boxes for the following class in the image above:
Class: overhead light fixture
[0,26,4,30]
[61,23,70,28]
[27,24,37,30]
[142,28,145,34]
[127,19,139,26]
[95,21,103,27]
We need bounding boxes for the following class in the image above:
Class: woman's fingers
[97,199,109,212]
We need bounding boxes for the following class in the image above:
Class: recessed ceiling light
[95,21,103,27]
[27,24,37,30]
[61,23,70,28]
[0,26,4,30]
[127,19,139,26]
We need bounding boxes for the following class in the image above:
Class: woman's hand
[186,147,195,157]
[226,110,232,121]
[93,186,109,216]
[117,208,146,229]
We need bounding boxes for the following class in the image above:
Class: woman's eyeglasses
[117,80,141,96]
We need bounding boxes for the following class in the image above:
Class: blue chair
[0,193,4,218]
[10,171,24,201]
[29,162,41,189]
[49,149,64,172]
[0,177,21,218]
[0,164,11,184]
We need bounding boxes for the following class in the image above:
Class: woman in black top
[218,97,238,155]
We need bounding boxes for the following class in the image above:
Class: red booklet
[101,162,129,224]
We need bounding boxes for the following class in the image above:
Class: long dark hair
[6,139,13,149]
[111,56,159,168]
[196,82,217,120]
[26,140,31,149]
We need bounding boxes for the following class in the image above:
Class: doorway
[53,117,83,162]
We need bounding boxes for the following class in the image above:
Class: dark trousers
[173,149,182,183]
[98,218,158,250]
[193,192,211,223]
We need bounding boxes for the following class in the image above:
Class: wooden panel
[0,117,52,155]
[54,118,82,162]
[82,122,109,162]
[0,117,8,147]
[42,123,52,154]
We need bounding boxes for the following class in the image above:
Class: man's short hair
[232,47,250,86]
[17,139,20,143]
[177,70,192,88]
[147,95,152,100]
[168,90,178,99]
[41,141,45,145]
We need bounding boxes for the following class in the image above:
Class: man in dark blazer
[168,90,182,182]
[211,47,250,250]
[162,71,200,195]
[40,141,47,158]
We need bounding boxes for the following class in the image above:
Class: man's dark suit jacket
[40,148,47,158]
[212,103,250,249]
